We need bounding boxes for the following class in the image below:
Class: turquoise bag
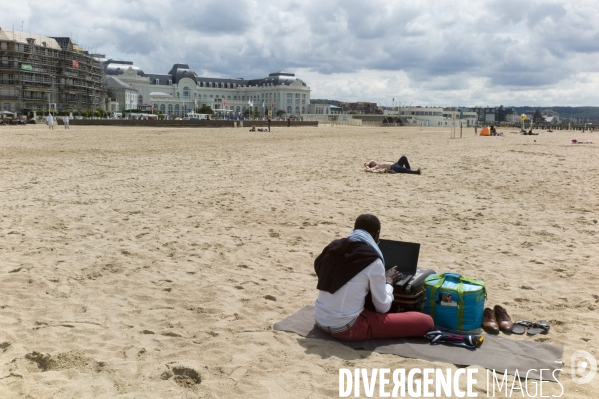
[423,273,486,331]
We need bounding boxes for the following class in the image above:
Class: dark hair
[354,214,380,238]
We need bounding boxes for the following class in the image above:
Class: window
[209,82,213,87]
[168,80,172,85]
[183,86,189,98]
[302,107,305,113]
[155,79,160,84]
[175,104,180,115]
[153,104,158,110]
[176,92,180,98]
[227,96,231,100]
[287,106,292,114]
[160,104,165,112]
[203,94,207,98]
[168,104,173,114]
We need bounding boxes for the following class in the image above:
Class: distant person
[287,117,291,127]
[475,127,478,135]
[249,126,256,132]
[364,156,421,175]
[63,115,70,130]
[46,114,54,130]
[267,117,271,132]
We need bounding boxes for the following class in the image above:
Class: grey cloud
[174,0,251,34]
[3,0,599,105]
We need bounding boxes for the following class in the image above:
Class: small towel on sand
[364,167,387,173]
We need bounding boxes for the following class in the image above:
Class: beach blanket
[273,305,563,382]
[364,167,387,173]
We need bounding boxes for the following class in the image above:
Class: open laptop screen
[377,239,420,274]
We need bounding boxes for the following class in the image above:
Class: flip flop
[527,320,550,336]
[511,320,533,334]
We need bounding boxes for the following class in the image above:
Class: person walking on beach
[46,114,54,130]
[475,127,478,135]
[314,214,434,341]
[63,115,70,130]
[267,117,271,132]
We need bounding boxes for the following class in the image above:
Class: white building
[106,76,139,111]
[384,106,478,127]
[104,60,311,117]
[307,104,342,114]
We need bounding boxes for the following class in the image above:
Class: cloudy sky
[3,0,598,106]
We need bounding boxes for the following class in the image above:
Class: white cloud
[2,0,598,106]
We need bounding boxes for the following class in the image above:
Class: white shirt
[314,258,394,328]
[47,115,54,123]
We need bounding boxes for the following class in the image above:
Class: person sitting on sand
[314,214,434,341]
[249,126,256,132]
[364,155,421,174]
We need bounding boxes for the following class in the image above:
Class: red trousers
[322,310,434,342]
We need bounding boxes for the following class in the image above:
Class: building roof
[106,76,137,91]
[104,59,145,76]
[102,58,309,89]
[0,29,62,50]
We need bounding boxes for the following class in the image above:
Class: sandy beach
[0,123,597,398]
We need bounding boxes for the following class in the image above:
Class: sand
[0,124,597,398]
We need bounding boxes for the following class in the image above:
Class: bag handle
[427,273,485,326]
[427,274,448,320]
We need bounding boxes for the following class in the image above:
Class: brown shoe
[494,305,514,332]
[482,307,499,333]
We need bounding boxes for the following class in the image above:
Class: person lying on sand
[364,155,421,174]
[314,214,434,341]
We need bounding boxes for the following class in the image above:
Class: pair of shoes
[512,320,551,335]
[482,305,513,333]
[414,169,421,175]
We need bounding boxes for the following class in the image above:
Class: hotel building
[103,60,311,117]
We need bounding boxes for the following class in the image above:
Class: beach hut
[479,126,490,136]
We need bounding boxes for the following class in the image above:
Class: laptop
[377,239,420,287]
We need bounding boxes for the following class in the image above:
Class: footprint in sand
[161,364,201,389]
